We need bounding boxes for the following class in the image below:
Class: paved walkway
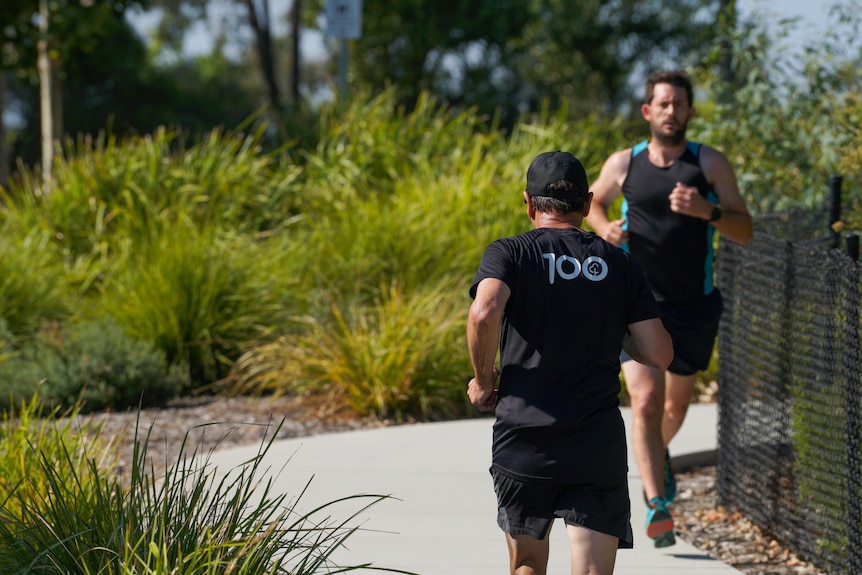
[207,403,741,574]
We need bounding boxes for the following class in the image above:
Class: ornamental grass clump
[227,281,470,421]
[0,404,412,574]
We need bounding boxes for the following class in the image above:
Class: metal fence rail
[716,207,862,573]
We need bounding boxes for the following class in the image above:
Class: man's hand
[467,367,499,412]
[669,182,712,220]
[603,218,629,246]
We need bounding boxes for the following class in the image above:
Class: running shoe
[645,497,676,548]
[664,448,677,504]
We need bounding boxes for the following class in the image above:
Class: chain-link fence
[716,206,862,573]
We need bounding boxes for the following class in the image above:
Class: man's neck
[533,212,585,231]
[647,138,688,168]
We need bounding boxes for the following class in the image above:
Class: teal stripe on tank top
[620,141,648,253]
[704,189,718,294]
[690,141,714,295]
[620,198,630,253]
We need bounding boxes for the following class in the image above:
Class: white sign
[326,0,362,39]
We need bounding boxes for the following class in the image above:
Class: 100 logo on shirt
[542,253,608,284]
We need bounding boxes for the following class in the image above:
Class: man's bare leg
[622,361,666,500]
[662,372,698,445]
[566,523,618,575]
[506,529,551,575]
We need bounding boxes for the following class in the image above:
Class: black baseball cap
[525,151,589,200]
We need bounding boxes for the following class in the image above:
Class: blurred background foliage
[0,0,859,420]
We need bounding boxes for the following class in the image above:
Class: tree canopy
[341,0,717,125]
[3,0,859,177]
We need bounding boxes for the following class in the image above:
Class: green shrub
[0,317,185,413]
[692,10,861,214]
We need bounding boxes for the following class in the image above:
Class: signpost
[325,0,362,103]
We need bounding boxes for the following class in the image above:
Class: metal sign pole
[339,37,348,105]
[325,0,362,105]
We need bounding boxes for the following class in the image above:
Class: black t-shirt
[470,227,660,481]
[621,140,719,302]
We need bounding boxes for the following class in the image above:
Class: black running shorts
[622,288,723,376]
[491,468,634,549]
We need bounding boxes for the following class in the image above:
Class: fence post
[829,175,843,248]
[845,258,862,571]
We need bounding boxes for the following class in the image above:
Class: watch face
[710,206,722,222]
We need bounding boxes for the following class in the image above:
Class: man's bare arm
[701,146,753,245]
[467,278,510,411]
[623,318,674,371]
[585,149,631,245]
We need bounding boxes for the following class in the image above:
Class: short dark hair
[645,70,693,107]
[531,180,588,214]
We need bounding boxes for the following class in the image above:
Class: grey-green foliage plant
[0,414,415,574]
[0,316,186,413]
[691,0,862,215]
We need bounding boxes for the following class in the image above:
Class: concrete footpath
[207,403,741,574]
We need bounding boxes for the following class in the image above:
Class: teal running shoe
[646,497,676,548]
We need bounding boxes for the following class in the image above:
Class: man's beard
[654,123,687,146]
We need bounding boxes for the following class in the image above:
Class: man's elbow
[469,300,502,330]
[729,218,754,245]
[733,225,754,246]
[648,332,674,371]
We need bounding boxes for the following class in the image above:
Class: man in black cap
[468,150,673,574]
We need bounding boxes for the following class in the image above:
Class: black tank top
[621,141,718,302]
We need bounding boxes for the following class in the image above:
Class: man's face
[641,83,694,145]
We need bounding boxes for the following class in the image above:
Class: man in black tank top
[586,70,753,548]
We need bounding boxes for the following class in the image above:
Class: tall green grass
[101,224,294,386]
[1,64,859,417]
[228,280,470,421]
[0,398,411,574]
[0,395,117,535]
[0,225,70,341]
[1,126,303,260]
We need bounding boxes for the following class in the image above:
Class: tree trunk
[717,0,737,99]
[38,0,53,194]
[290,0,301,110]
[52,59,63,144]
[240,0,285,133]
[0,71,8,191]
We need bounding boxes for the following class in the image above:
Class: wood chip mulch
[674,466,826,575]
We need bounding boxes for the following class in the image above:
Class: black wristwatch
[708,204,723,222]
